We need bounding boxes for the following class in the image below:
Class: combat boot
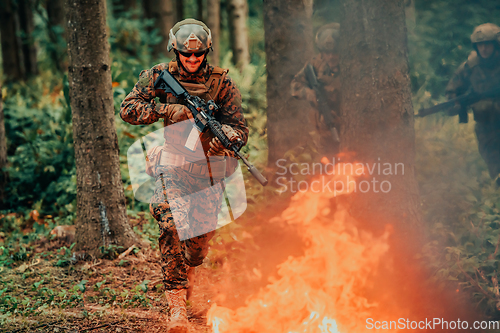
[165,289,189,333]
[186,267,195,300]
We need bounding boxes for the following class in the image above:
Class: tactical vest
[160,61,228,107]
[467,51,500,94]
[465,52,500,122]
[160,61,229,154]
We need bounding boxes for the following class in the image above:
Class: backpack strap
[206,66,229,101]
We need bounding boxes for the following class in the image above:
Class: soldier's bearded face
[179,52,206,73]
[477,42,495,59]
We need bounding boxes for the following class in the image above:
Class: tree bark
[0,86,7,205]
[263,0,314,166]
[143,0,174,58]
[18,0,38,77]
[66,0,137,257]
[0,0,24,81]
[338,0,421,239]
[227,0,250,68]
[206,0,220,66]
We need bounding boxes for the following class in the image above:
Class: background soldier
[291,23,341,156]
[445,23,500,186]
[120,19,248,333]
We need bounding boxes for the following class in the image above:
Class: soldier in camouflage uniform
[291,23,341,156]
[120,19,248,333]
[445,23,500,186]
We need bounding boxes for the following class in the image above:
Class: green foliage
[54,243,77,267]
[410,0,500,101]
[415,115,500,316]
[409,0,500,317]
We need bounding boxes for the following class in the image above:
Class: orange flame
[207,165,398,332]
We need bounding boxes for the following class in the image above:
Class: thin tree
[66,0,137,257]
[47,0,65,28]
[0,86,7,205]
[18,0,38,77]
[143,0,175,59]
[45,0,67,70]
[338,0,422,240]
[263,0,314,166]
[227,0,250,68]
[207,0,220,66]
[197,0,203,20]
[176,0,184,20]
[0,0,24,81]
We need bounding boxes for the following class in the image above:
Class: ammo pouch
[148,147,228,179]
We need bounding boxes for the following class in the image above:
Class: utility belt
[155,149,226,179]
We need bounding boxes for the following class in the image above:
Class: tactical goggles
[178,50,206,58]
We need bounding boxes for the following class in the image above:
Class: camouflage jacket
[445,51,500,120]
[291,52,340,109]
[120,60,249,155]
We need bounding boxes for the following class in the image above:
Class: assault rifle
[154,69,268,186]
[416,84,500,122]
[304,63,341,143]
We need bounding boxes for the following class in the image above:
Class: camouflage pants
[475,120,500,179]
[149,166,224,290]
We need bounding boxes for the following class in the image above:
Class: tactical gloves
[208,124,241,156]
[157,103,194,123]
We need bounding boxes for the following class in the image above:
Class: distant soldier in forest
[120,19,248,333]
[445,23,500,186]
[291,23,341,156]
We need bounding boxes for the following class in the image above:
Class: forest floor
[0,199,303,333]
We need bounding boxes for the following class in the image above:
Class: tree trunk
[197,0,203,20]
[176,0,184,20]
[18,0,38,77]
[206,0,220,66]
[47,0,65,28]
[143,0,174,58]
[227,0,250,68]
[264,0,314,166]
[338,0,421,239]
[0,86,7,205]
[66,0,137,257]
[45,0,67,70]
[0,0,24,81]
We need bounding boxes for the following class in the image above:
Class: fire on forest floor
[205,165,481,333]
[1,165,481,333]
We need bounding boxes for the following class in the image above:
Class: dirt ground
[0,199,304,333]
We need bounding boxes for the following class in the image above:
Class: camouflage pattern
[120,60,248,290]
[149,166,224,290]
[445,48,500,180]
[470,23,500,44]
[291,52,340,155]
[121,60,248,154]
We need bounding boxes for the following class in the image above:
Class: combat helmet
[167,18,212,53]
[315,23,340,52]
[470,23,500,45]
